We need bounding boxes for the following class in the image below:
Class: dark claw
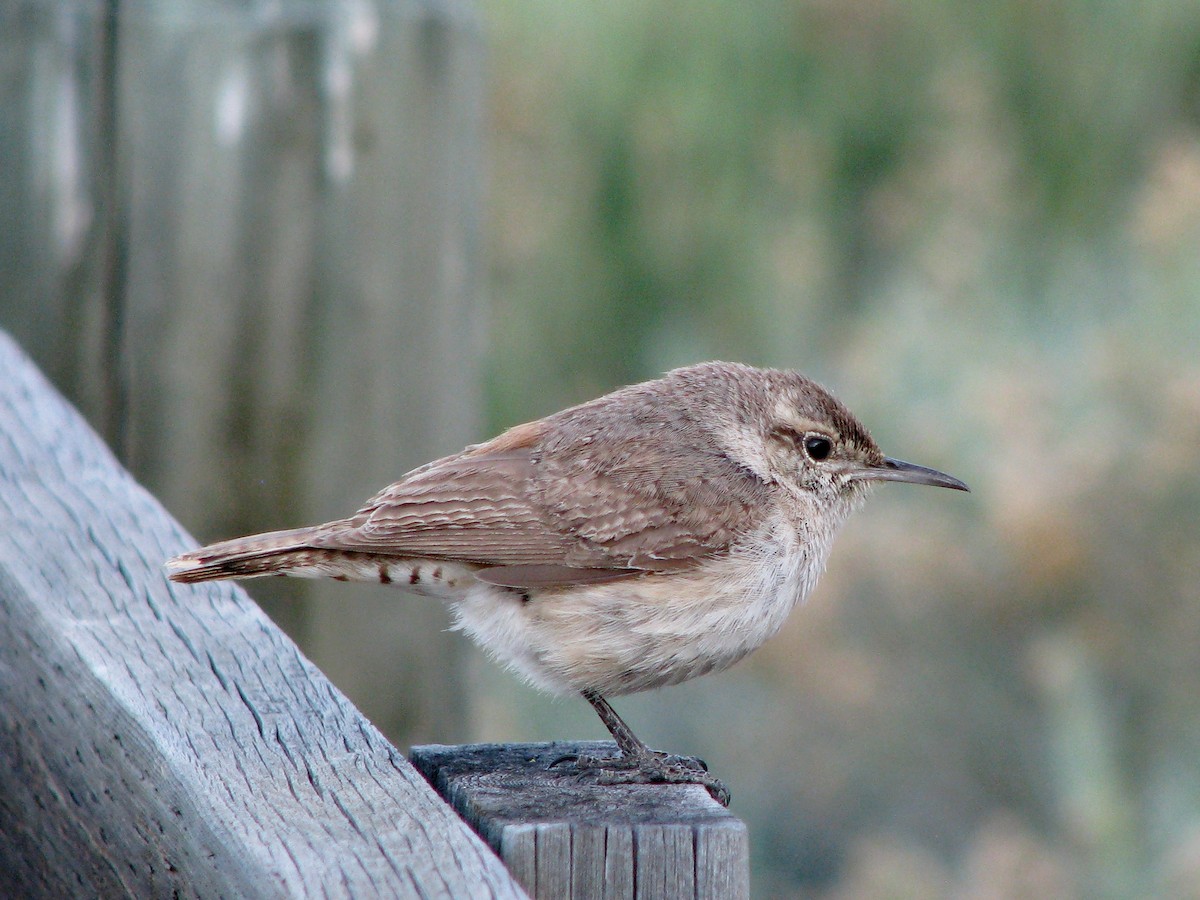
[547,748,620,769]
[548,752,575,769]
[548,751,587,769]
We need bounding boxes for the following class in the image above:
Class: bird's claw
[548,748,729,806]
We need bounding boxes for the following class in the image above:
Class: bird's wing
[307,417,772,588]
[311,450,574,566]
[534,439,770,571]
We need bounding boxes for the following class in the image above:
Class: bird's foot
[551,748,731,806]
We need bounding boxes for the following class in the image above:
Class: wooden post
[412,743,751,900]
[0,331,523,896]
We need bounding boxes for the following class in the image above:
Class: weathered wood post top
[413,742,749,900]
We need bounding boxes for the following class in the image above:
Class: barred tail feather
[165,527,323,584]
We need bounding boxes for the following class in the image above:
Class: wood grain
[0,331,524,898]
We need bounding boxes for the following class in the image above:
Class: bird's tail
[165,527,324,584]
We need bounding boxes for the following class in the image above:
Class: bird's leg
[583,690,652,757]
[555,690,731,805]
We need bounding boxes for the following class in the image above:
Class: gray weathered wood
[411,742,751,900]
[0,330,525,898]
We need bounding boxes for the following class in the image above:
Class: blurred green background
[5,0,1200,896]
[478,1,1200,897]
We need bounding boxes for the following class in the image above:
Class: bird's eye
[803,434,833,461]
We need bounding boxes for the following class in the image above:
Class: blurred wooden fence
[0,0,486,749]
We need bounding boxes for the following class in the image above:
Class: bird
[166,361,968,804]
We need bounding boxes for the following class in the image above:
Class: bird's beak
[850,457,970,492]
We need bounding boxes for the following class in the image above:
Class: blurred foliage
[478,0,1200,897]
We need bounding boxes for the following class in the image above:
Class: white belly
[451,514,833,696]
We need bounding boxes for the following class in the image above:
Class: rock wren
[167,361,967,804]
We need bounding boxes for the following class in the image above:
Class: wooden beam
[0,331,524,898]
[412,742,750,900]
